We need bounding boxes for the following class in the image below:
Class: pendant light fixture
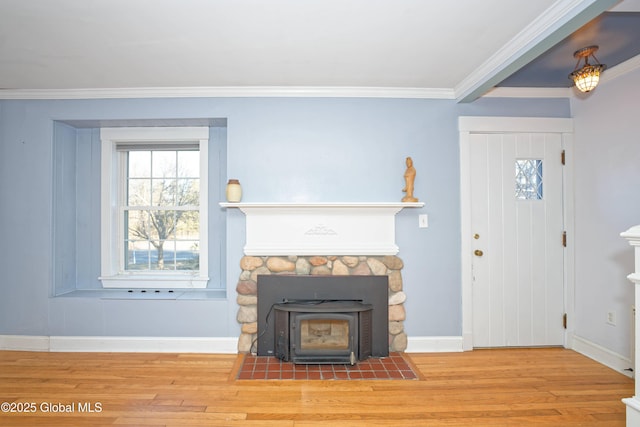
[568,45,606,93]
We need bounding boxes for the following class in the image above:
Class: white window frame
[99,127,209,289]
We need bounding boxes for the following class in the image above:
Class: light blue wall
[571,67,640,359]
[51,123,227,293]
[0,97,569,339]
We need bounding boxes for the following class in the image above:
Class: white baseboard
[570,334,634,378]
[406,336,464,353]
[4,334,630,371]
[1,334,462,354]
[0,335,51,351]
[0,335,238,354]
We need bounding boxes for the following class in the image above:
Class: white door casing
[459,117,574,350]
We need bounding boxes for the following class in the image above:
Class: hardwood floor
[0,348,633,426]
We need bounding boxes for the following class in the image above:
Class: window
[100,127,209,288]
[515,159,543,200]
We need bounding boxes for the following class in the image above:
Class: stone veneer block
[266,257,296,272]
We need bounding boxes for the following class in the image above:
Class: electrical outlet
[606,311,616,326]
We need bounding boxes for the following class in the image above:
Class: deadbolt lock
[474,249,484,257]
[473,233,480,240]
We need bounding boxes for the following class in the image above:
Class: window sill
[99,274,209,289]
[54,289,226,300]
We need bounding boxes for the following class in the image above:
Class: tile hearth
[237,352,418,380]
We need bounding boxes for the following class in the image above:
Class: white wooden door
[470,132,565,347]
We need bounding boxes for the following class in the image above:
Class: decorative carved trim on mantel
[220,202,424,256]
[304,224,337,236]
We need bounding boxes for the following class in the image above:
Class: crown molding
[483,87,572,98]
[0,50,634,101]
[0,86,455,100]
[601,53,640,84]
[455,0,619,102]
[482,52,640,99]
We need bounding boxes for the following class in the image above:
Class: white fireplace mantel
[621,224,640,425]
[220,202,424,256]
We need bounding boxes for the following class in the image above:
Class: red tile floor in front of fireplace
[237,352,419,380]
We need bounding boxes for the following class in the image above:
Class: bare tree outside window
[124,149,200,271]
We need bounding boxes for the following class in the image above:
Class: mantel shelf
[220,202,424,209]
[219,201,425,256]
[621,224,640,246]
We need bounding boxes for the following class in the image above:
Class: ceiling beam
[455,0,619,103]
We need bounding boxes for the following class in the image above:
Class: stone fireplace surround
[223,202,423,354]
[236,254,407,353]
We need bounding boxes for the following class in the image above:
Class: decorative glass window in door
[515,159,543,200]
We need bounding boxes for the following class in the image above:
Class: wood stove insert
[257,275,389,360]
[274,301,373,364]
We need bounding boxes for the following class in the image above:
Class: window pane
[152,178,177,206]
[126,210,148,241]
[158,241,177,271]
[178,151,199,177]
[127,178,150,206]
[126,240,150,270]
[128,151,150,178]
[152,151,176,178]
[176,179,199,206]
[177,242,199,270]
[515,159,543,200]
[175,211,199,239]
[147,210,177,242]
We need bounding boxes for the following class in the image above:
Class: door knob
[474,249,484,257]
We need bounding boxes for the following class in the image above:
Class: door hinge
[563,313,567,329]
[562,231,567,247]
[561,150,566,165]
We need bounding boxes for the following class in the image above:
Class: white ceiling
[0,0,634,101]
